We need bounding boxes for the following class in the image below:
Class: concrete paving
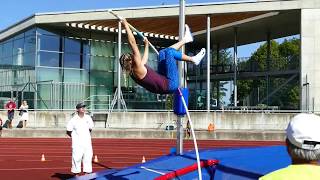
[0,127,285,141]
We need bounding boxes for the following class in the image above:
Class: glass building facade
[0,26,165,110]
[0,25,300,111]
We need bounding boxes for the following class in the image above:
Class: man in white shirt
[66,103,94,176]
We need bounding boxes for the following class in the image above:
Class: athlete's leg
[169,25,193,50]
[166,24,206,65]
[171,48,206,65]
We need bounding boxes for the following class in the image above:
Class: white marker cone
[41,154,46,162]
[94,155,99,163]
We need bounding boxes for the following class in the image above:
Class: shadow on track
[51,173,75,180]
[93,161,113,169]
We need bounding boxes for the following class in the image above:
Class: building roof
[0,0,317,48]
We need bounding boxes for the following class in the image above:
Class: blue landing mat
[72,145,290,180]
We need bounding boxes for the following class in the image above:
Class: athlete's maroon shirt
[130,65,169,94]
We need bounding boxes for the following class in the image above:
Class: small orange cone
[41,154,46,162]
[142,156,146,163]
[208,123,215,132]
[94,155,99,163]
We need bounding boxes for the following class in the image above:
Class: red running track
[0,138,283,180]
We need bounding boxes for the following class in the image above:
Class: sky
[1,0,258,57]
[1,0,232,30]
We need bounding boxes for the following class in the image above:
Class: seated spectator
[185,120,191,139]
[260,113,320,180]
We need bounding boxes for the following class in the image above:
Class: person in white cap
[66,102,94,176]
[260,113,320,179]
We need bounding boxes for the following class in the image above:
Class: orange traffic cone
[41,154,46,162]
[142,156,146,163]
[94,155,99,163]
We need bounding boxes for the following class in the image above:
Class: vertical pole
[22,88,24,104]
[216,44,220,108]
[233,27,238,107]
[117,21,122,110]
[206,15,211,111]
[305,75,309,111]
[50,82,53,109]
[61,38,65,110]
[35,30,39,128]
[177,0,185,156]
[312,97,315,113]
[266,32,271,106]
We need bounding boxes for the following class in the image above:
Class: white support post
[117,21,122,111]
[206,15,211,111]
[233,27,238,107]
[177,0,186,156]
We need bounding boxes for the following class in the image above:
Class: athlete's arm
[121,19,142,65]
[141,38,149,65]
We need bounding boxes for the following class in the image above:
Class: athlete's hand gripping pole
[108,10,159,55]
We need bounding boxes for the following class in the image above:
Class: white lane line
[140,166,165,175]
[0,167,70,171]
[0,166,106,171]
[16,160,52,162]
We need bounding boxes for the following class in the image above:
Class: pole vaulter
[108,4,205,179]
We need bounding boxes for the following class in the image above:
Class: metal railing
[82,95,112,112]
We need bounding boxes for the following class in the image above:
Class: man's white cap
[286,113,320,150]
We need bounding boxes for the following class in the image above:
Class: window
[83,54,90,70]
[90,56,113,72]
[39,35,60,52]
[64,53,80,68]
[38,51,61,67]
[63,69,88,83]
[37,28,58,36]
[1,56,12,65]
[13,33,24,40]
[3,41,13,58]
[24,28,36,37]
[0,43,2,59]
[83,41,90,55]
[64,38,81,53]
[23,53,35,66]
[63,38,81,68]
[13,38,24,55]
[37,67,62,82]
[24,35,36,53]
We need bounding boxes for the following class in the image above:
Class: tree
[235,38,300,109]
[212,49,232,107]
[187,48,232,109]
